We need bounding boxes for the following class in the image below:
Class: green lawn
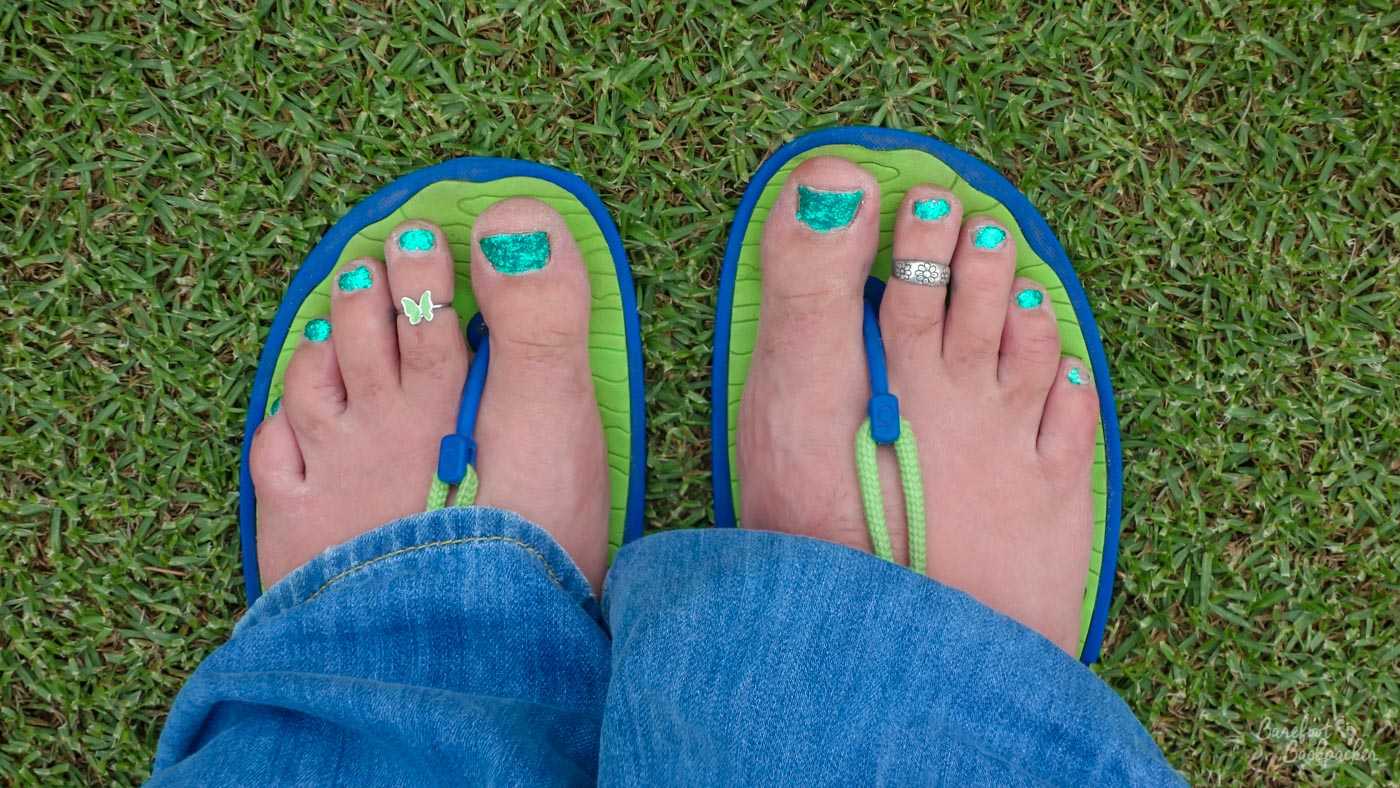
[3,1,1397,783]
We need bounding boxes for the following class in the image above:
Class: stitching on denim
[303,536,568,603]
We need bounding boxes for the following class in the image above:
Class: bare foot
[738,157,1099,654]
[249,198,609,591]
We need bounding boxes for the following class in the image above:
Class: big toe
[760,156,881,303]
[468,197,608,590]
[737,157,883,543]
[470,197,592,350]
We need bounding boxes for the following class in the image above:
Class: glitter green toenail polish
[304,318,331,342]
[269,396,281,415]
[397,228,436,253]
[1067,367,1086,385]
[337,265,373,292]
[480,231,550,275]
[796,185,863,232]
[973,225,1007,250]
[913,198,951,221]
[1015,289,1044,309]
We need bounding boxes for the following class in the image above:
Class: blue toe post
[861,293,900,446]
[436,313,490,485]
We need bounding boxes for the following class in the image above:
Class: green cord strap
[424,465,479,511]
[426,475,451,511]
[454,465,479,507]
[854,417,927,575]
[855,421,894,561]
[895,426,927,575]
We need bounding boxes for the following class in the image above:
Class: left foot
[250,199,610,590]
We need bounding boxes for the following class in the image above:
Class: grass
[2,0,1396,783]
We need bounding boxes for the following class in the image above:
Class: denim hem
[153,505,610,783]
[237,506,593,634]
[607,527,1094,673]
[602,528,1183,784]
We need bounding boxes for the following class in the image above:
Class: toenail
[480,231,550,275]
[304,318,332,342]
[269,396,282,415]
[1067,367,1087,385]
[1015,289,1044,309]
[973,225,1007,250]
[397,228,436,253]
[795,185,863,232]
[913,197,951,222]
[337,265,373,292]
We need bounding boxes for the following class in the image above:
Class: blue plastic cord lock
[436,313,489,483]
[436,434,474,484]
[861,298,900,445]
[868,393,900,445]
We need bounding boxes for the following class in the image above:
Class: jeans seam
[303,536,568,603]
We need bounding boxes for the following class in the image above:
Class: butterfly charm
[401,290,437,326]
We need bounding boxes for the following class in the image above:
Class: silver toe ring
[892,259,951,287]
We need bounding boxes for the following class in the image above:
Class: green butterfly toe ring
[401,289,446,326]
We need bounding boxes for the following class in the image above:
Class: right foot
[250,198,610,591]
[738,157,1100,655]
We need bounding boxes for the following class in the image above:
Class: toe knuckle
[1022,329,1062,357]
[249,451,283,486]
[355,377,394,402]
[299,408,340,435]
[949,338,1000,365]
[510,341,574,370]
[882,310,940,341]
[400,343,452,376]
[1047,435,1096,469]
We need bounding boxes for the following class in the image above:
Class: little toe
[384,221,469,396]
[942,217,1017,373]
[1038,357,1100,466]
[249,410,305,489]
[281,320,347,441]
[329,257,400,403]
[880,186,962,356]
[997,278,1062,406]
[760,156,881,304]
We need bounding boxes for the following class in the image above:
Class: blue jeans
[150,507,1181,786]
